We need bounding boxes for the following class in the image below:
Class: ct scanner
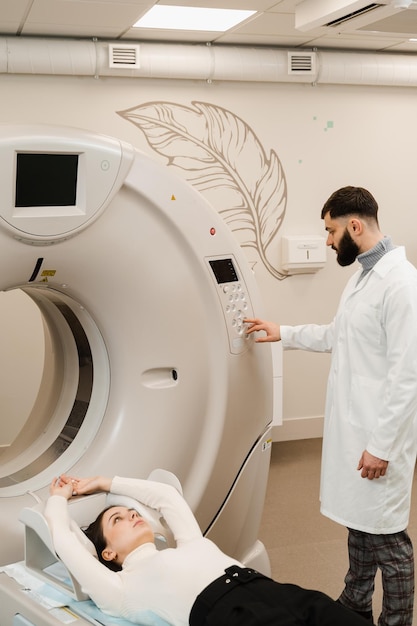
[0,125,273,625]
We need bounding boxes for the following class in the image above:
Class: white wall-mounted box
[282,235,326,274]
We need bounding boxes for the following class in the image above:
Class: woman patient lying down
[45,475,369,626]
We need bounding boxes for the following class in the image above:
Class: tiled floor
[259,439,417,621]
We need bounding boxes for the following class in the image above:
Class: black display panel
[15,153,79,207]
[209,258,239,284]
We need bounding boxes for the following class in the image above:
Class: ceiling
[2,0,417,54]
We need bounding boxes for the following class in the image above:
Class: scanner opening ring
[0,286,110,496]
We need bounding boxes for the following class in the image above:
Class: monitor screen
[15,153,79,207]
[209,258,239,284]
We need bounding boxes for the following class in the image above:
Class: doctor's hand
[357,450,389,480]
[244,318,281,343]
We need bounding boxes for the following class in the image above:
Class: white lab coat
[281,247,417,534]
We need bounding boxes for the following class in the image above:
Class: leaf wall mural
[118,101,288,280]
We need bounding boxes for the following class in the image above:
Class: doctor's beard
[334,227,360,266]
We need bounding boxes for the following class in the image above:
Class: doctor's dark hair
[83,506,122,572]
[321,186,379,225]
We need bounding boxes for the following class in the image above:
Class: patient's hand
[61,475,112,496]
[49,477,75,500]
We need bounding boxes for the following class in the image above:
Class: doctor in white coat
[246,186,417,626]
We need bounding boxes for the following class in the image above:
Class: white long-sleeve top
[280,247,417,534]
[44,476,240,626]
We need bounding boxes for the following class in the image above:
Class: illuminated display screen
[209,258,239,284]
[15,153,79,207]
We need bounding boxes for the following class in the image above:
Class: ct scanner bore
[0,125,273,572]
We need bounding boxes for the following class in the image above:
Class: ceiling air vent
[326,3,383,26]
[109,44,140,69]
[288,51,316,75]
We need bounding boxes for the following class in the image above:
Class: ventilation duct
[2,37,417,88]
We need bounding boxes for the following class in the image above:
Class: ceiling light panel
[133,5,256,31]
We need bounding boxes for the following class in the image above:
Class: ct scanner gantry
[0,125,273,585]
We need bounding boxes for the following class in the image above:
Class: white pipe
[317,50,417,87]
[5,37,97,76]
[2,36,417,87]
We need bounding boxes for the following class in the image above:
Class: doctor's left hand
[357,450,388,480]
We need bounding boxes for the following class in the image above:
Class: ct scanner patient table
[0,572,95,626]
[0,470,180,626]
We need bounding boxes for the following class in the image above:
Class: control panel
[207,256,253,355]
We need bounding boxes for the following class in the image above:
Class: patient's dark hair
[83,506,122,572]
[321,186,379,224]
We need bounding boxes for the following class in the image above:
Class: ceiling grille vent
[288,52,316,75]
[326,3,383,27]
[109,44,140,69]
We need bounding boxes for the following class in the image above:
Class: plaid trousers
[338,528,414,626]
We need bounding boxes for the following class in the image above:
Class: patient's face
[101,506,154,565]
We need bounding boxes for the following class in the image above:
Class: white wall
[1,71,416,440]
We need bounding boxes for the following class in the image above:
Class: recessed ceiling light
[133,5,256,32]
